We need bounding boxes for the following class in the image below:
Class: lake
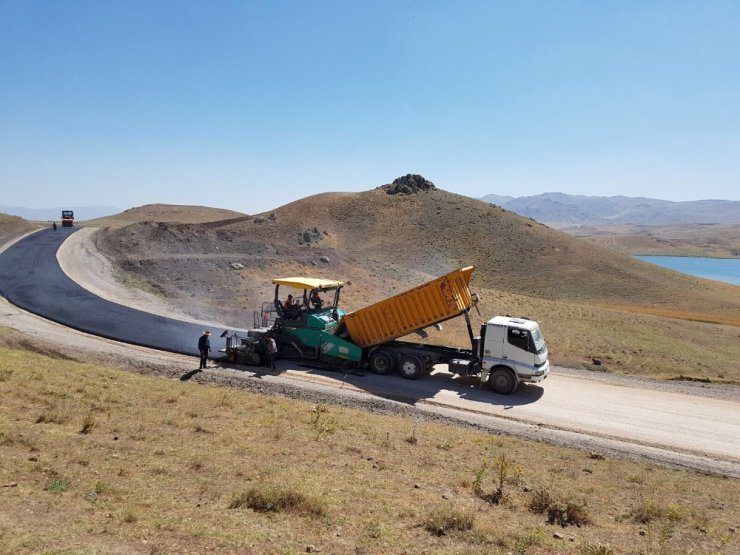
[635,256,740,286]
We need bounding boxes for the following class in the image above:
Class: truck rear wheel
[399,355,424,380]
[489,367,517,395]
[369,350,395,375]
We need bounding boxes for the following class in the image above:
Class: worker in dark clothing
[52,222,57,232]
[198,330,211,369]
[310,290,323,309]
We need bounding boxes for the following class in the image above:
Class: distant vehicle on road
[61,210,74,227]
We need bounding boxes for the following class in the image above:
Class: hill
[96,177,740,381]
[0,213,39,246]
[84,203,248,227]
[481,192,740,229]
[569,223,740,258]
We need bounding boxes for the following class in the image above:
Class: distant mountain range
[0,205,121,222]
[480,193,740,228]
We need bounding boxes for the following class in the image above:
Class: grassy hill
[0,213,39,246]
[1,341,737,554]
[94,183,740,381]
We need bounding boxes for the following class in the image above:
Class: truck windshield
[532,326,546,354]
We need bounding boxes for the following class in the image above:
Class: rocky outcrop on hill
[380,174,436,195]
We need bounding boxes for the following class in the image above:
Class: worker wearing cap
[198,330,211,369]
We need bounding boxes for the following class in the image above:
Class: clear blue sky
[2,1,739,214]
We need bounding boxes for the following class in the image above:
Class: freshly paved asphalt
[0,227,229,357]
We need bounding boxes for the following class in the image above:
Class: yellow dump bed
[340,266,476,348]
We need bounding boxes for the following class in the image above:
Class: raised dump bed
[339,266,476,348]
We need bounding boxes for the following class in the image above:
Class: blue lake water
[635,256,740,286]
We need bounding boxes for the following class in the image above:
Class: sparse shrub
[45,477,70,493]
[94,481,108,495]
[530,487,590,527]
[424,505,475,536]
[514,528,545,553]
[529,487,554,513]
[546,499,590,527]
[122,508,138,523]
[310,404,338,440]
[0,367,13,381]
[404,430,418,444]
[79,413,95,434]
[473,453,519,505]
[628,498,662,524]
[228,484,326,517]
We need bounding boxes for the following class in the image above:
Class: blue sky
[1,1,739,214]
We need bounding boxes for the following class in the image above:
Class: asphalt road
[0,228,228,356]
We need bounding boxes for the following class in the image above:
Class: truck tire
[489,366,517,395]
[369,350,395,375]
[399,354,424,380]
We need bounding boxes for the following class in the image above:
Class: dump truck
[225,267,549,395]
[61,210,74,227]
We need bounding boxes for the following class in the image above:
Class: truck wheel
[489,367,517,395]
[399,355,424,380]
[369,350,395,375]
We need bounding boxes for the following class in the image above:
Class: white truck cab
[479,316,549,394]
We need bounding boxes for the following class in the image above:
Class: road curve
[1,228,739,477]
[0,228,231,356]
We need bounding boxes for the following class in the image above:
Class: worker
[264,333,277,369]
[52,222,57,232]
[197,330,211,369]
[283,294,295,310]
[310,289,323,309]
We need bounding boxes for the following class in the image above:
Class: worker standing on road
[198,330,211,369]
[265,333,277,369]
[52,222,57,232]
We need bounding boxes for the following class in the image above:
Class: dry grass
[1,346,738,553]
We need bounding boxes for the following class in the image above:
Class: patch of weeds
[513,527,545,554]
[122,507,138,523]
[79,413,95,434]
[546,499,590,527]
[94,481,108,495]
[45,477,71,493]
[309,404,338,440]
[0,367,13,381]
[529,487,554,513]
[626,498,662,524]
[366,522,386,539]
[473,453,521,505]
[530,487,590,527]
[424,504,475,536]
[35,405,69,425]
[404,429,418,444]
[228,484,326,517]
[582,544,615,555]
[436,440,453,450]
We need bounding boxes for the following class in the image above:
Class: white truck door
[502,327,536,369]
[484,323,505,358]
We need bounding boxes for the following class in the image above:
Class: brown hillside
[96,185,740,380]
[0,213,39,246]
[568,223,740,258]
[84,203,247,228]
